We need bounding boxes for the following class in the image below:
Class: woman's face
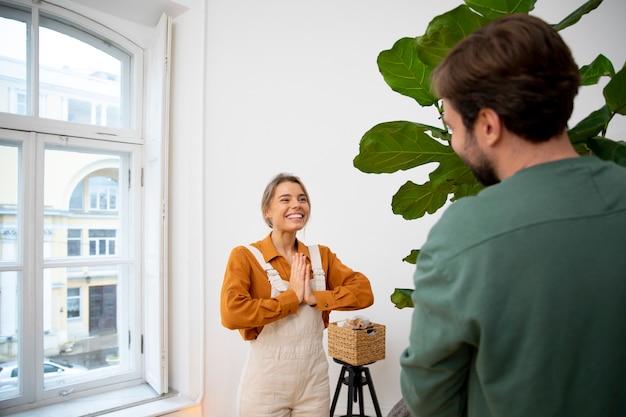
[265,181,309,232]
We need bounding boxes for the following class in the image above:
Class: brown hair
[261,173,311,228]
[432,14,581,142]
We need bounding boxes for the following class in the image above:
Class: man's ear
[476,108,502,147]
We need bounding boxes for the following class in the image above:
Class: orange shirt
[220,234,374,340]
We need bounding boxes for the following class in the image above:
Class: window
[67,288,81,319]
[67,229,81,256]
[0,0,170,413]
[88,229,116,256]
[88,176,118,211]
[38,19,129,128]
[0,132,142,408]
[0,0,142,140]
[0,4,131,129]
[0,12,27,115]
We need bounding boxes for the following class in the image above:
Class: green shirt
[400,156,626,417]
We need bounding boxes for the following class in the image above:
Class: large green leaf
[390,151,479,219]
[353,121,452,174]
[388,147,478,220]
[568,105,611,144]
[415,5,490,68]
[552,0,604,32]
[579,55,615,86]
[586,137,626,167]
[390,288,415,309]
[392,180,451,220]
[604,65,626,115]
[428,153,475,189]
[431,155,481,202]
[377,38,438,106]
[465,0,537,20]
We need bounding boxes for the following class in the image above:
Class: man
[400,13,626,417]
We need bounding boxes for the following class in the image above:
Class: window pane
[0,271,20,399]
[44,265,131,389]
[43,148,121,260]
[0,142,20,262]
[38,17,128,128]
[0,11,29,116]
[1,3,137,133]
[67,229,81,256]
[40,142,135,390]
[69,181,84,211]
[67,287,81,319]
[67,298,80,319]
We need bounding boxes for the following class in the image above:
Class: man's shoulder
[424,156,626,258]
[422,180,537,259]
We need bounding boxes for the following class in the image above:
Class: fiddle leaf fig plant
[353,0,626,309]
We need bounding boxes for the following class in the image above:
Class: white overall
[238,245,329,417]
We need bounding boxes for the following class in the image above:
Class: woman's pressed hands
[289,253,316,305]
[289,253,308,303]
[303,262,317,307]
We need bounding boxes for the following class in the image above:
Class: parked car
[0,358,87,388]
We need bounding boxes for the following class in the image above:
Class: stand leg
[364,368,383,417]
[346,366,355,416]
[330,365,347,417]
[357,375,365,416]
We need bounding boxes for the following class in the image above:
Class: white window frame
[0,0,170,413]
[142,12,171,395]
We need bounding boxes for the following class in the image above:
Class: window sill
[6,385,196,417]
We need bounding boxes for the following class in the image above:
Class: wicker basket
[327,321,385,366]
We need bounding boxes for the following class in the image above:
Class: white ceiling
[69,0,189,26]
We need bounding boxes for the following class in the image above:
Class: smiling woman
[219,172,375,417]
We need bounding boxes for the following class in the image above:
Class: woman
[220,173,374,417]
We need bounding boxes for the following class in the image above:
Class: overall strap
[246,245,288,296]
[308,244,326,291]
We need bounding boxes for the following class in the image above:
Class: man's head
[432,13,581,143]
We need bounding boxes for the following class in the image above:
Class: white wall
[169,0,626,416]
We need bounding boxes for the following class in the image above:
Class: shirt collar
[258,233,311,263]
